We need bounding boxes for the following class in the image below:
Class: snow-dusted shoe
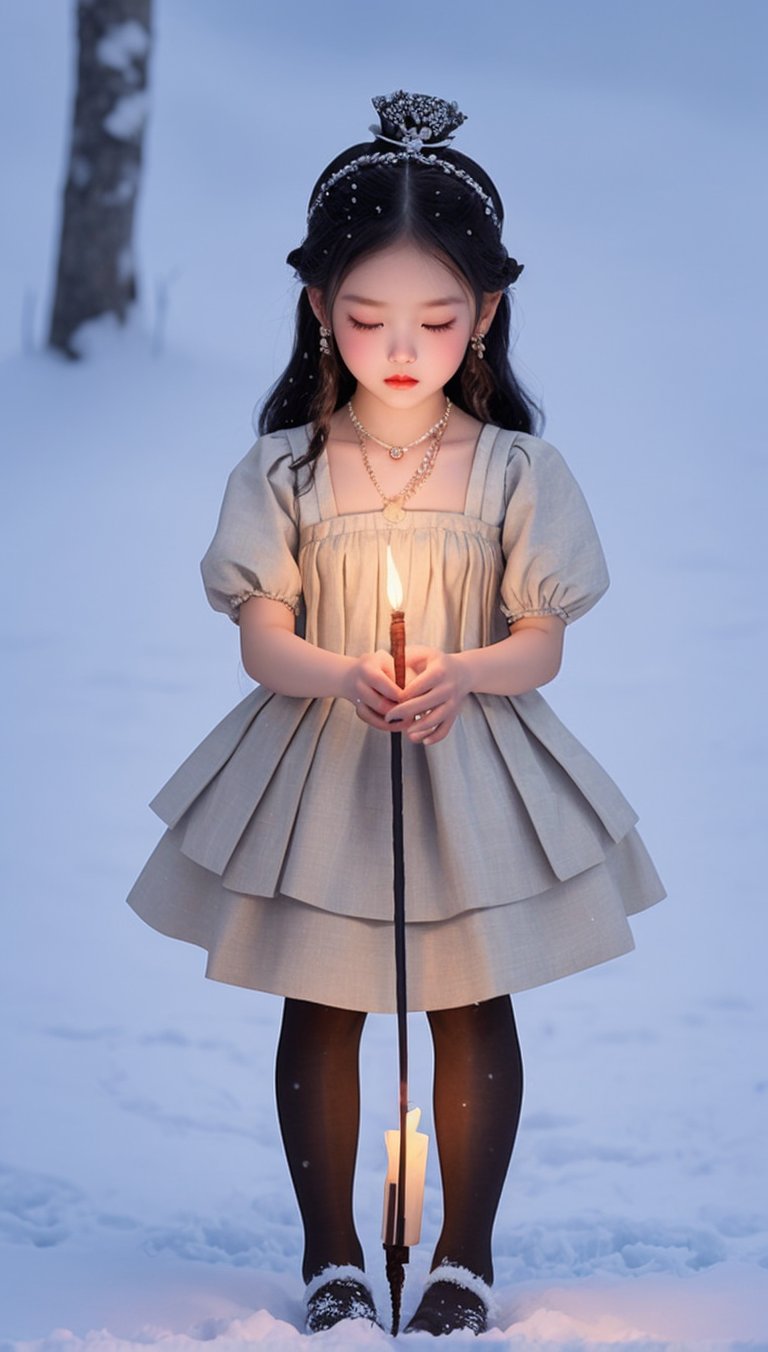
[304,1264,382,1333]
[403,1263,494,1336]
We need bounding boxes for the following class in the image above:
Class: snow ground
[2,2,767,1348]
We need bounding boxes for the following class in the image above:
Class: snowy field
[2,2,767,1348]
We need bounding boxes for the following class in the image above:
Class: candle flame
[387,545,403,610]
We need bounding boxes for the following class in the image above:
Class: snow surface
[2,1,767,1348]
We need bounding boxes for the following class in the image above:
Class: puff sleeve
[200,432,303,625]
[499,433,609,626]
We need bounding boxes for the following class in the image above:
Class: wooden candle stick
[390,611,406,690]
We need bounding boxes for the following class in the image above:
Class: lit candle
[387,544,406,689]
[382,1107,429,1247]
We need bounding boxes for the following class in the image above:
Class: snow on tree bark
[49,0,152,358]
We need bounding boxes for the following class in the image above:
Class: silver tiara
[306,90,502,233]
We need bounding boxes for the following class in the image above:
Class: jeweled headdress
[369,90,467,151]
[306,90,503,235]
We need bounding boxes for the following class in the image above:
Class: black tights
[275,995,524,1285]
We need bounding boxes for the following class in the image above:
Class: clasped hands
[344,645,470,745]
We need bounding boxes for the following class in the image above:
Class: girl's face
[311,240,498,414]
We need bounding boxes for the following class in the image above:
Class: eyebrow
[338,293,465,307]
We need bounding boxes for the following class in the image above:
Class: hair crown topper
[369,90,467,151]
[306,90,503,233]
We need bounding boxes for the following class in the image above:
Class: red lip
[385,376,419,387]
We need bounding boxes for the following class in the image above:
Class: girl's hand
[342,650,403,733]
[385,645,471,745]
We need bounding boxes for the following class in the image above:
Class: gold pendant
[383,500,406,523]
[389,446,405,460]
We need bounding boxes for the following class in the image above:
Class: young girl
[126,91,665,1337]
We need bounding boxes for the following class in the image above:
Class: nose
[387,330,417,365]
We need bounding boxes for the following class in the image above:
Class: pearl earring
[469,331,486,359]
[319,324,332,356]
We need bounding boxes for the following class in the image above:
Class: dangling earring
[319,324,332,356]
[469,331,486,360]
[461,327,495,420]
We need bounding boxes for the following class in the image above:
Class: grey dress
[125,422,665,1012]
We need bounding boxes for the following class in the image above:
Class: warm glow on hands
[344,650,401,716]
[385,645,471,744]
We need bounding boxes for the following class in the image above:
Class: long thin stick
[391,727,408,1245]
[385,612,409,1334]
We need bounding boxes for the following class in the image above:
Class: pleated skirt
[126,820,665,1013]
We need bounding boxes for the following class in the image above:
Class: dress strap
[464,425,518,522]
[283,425,324,528]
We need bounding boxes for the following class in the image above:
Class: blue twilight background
[1,2,767,1346]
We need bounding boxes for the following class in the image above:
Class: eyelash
[348,318,456,333]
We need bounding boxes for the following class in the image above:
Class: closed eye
[348,318,457,332]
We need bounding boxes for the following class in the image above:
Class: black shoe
[404,1264,493,1337]
[304,1264,382,1333]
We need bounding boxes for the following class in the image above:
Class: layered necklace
[347,398,452,460]
[347,398,452,523]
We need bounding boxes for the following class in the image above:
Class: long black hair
[259,118,543,490]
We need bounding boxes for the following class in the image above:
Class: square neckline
[308,421,501,523]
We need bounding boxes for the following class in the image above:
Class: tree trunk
[49,0,152,358]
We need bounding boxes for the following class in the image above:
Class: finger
[422,727,447,744]
[408,716,441,738]
[351,697,392,719]
[408,717,448,744]
[357,693,399,720]
[373,651,403,698]
[355,701,398,731]
[408,724,443,746]
[407,703,444,729]
[404,644,433,664]
[387,692,445,723]
[401,667,451,703]
[400,667,439,694]
[409,707,435,727]
[370,673,404,704]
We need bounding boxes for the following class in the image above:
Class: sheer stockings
[275,999,367,1283]
[426,996,524,1284]
[274,993,524,1299]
